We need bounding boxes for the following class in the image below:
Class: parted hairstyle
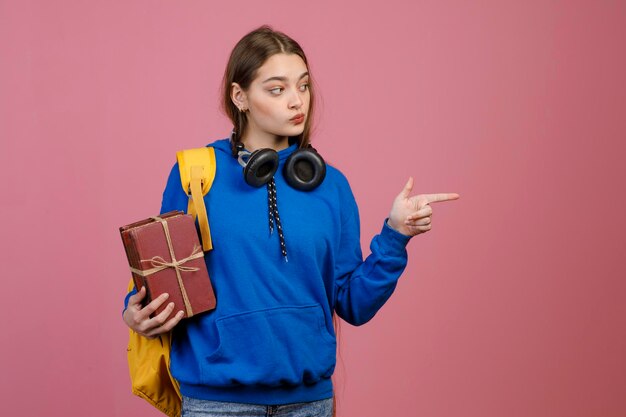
[220,25,316,155]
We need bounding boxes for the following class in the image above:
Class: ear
[231,82,248,111]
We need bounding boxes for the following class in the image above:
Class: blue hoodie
[125,138,411,405]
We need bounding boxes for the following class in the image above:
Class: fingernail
[162,293,169,299]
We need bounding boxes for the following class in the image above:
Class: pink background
[1,1,625,416]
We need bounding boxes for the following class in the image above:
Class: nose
[288,87,304,110]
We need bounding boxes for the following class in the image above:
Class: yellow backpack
[126,146,216,417]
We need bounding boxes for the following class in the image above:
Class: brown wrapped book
[120,210,216,319]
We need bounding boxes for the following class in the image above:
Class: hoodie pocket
[200,304,336,388]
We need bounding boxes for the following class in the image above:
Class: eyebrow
[262,72,309,84]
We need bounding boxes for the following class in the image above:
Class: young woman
[123,25,459,417]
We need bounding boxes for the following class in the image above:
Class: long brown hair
[220,25,316,154]
[332,314,342,416]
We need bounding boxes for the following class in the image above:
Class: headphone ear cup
[283,149,326,191]
[244,149,279,187]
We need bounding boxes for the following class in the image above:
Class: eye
[299,83,309,92]
[269,87,283,95]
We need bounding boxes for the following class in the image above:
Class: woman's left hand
[387,177,460,237]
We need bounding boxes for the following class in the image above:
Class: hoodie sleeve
[333,183,412,326]
[122,163,188,314]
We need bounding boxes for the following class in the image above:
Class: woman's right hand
[123,286,185,338]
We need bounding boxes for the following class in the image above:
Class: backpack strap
[176,147,216,251]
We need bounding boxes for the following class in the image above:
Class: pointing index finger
[423,193,460,204]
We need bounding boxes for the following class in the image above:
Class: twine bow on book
[134,247,203,276]
[128,216,204,317]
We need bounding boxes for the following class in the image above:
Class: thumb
[399,176,414,199]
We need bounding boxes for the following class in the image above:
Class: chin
[289,125,306,136]
[272,128,304,138]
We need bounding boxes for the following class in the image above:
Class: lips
[290,114,305,123]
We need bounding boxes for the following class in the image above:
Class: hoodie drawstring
[267,178,288,262]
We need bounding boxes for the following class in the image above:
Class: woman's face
[237,53,310,142]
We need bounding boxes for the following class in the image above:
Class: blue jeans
[182,395,334,417]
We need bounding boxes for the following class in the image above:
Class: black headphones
[234,141,326,191]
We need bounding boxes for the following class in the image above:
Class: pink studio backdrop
[1,1,625,416]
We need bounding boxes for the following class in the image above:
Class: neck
[241,133,290,152]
